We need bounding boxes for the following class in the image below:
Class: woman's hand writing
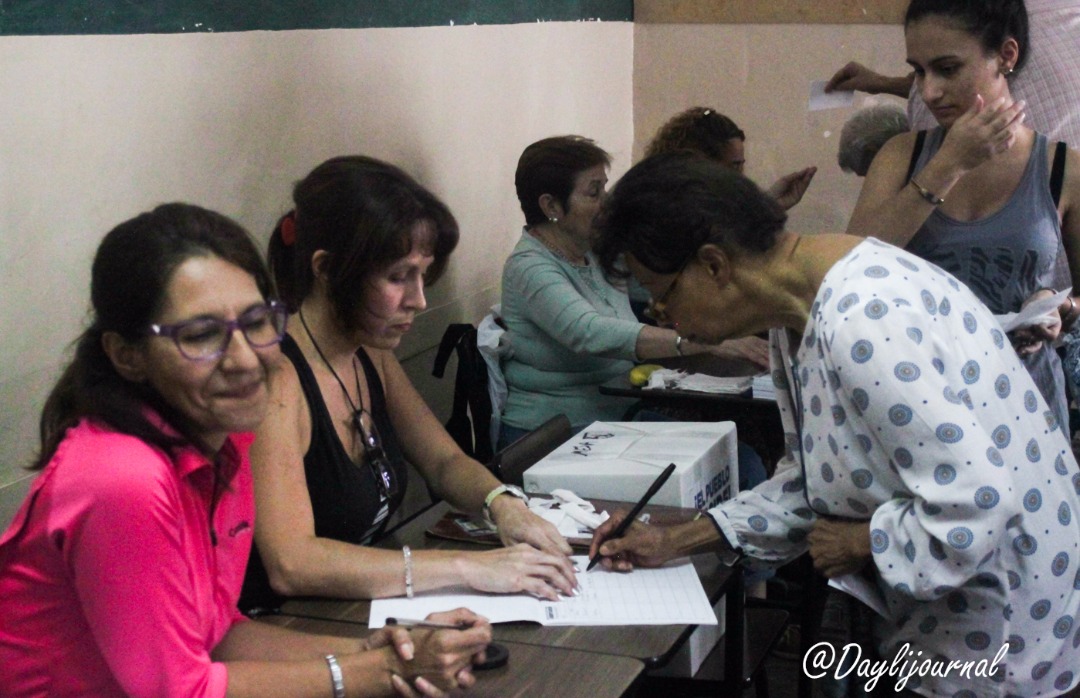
[807,519,872,578]
[586,511,672,572]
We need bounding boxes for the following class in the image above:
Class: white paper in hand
[995,288,1070,332]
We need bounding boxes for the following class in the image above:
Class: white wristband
[402,545,414,599]
[325,654,346,698]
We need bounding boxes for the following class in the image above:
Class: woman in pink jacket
[0,203,489,698]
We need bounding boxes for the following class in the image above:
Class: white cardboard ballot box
[521,421,738,510]
[522,420,740,676]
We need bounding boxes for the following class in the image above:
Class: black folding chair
[489,414,572,486]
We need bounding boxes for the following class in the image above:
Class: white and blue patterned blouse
[709,238,1080,697]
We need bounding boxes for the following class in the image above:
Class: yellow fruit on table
[628,364,664,387]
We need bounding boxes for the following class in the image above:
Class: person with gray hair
[837,104,910,176]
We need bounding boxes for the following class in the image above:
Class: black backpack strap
[432,324,472,378]
[905,129,927,183]
[430,323,494,463]
[1051,141,1068,208]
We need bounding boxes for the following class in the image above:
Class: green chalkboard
[0,0,633,36]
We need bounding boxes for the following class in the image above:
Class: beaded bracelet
[403,545,414,599]
[325,655,346,698]
[909,177,945,206]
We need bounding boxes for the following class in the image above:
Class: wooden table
[259,614,644,698]
[279,501,737,670]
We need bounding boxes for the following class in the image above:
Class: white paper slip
[828,573,889,619]
[809,80,854,111]
[369,556,718,627]
[995,287,1071,332]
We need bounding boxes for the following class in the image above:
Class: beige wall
[633,22,910,235]
[0,23,634,523]
[0,19,921,526]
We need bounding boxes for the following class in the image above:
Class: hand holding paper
[995,287,1070,332]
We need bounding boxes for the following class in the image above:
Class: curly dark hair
[644,107,745,161]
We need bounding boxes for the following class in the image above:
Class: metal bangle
[403,545,414,599]
[909,177,945,206]
[675,334,685,356]
[325,655,346,698]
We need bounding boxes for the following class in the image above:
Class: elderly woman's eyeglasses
[353,408,399,500]
[643,258,692,326]
[149,301,288,361]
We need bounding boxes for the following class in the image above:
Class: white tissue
[528,490,610,537]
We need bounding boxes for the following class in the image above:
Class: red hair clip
[280,212,297,246]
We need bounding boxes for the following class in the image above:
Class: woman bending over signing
[590,153,1080,697]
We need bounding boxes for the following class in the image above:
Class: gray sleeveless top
[908,128,1068,429]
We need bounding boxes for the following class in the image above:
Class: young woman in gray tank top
[847,0,1080,432]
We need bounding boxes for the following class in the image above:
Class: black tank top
[239,334,408,612]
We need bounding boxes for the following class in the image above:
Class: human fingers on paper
[588,511,671,572]
[468,544,578,598]
[713,335,770,369]
[493,498,574,557]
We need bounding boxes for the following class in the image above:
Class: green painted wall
[1,1,633,35]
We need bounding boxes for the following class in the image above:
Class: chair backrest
[432,323,493,464]
[490,414,572,487]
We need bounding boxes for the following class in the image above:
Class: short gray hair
[838,104,909,176]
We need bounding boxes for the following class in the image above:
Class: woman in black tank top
[241,156,577,614]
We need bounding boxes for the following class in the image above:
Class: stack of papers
[752,373,776,401]
[644,369,752,395]
[369,556,717,627]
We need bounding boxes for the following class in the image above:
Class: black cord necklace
[298,308,364,423]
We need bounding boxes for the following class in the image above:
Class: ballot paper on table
[369,556,717,627]
[995,287,1071,332]
[644,368,752,395]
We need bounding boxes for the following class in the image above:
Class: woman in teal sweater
[499,136,769,448]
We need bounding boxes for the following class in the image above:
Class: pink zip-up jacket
[0,419,255,697]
